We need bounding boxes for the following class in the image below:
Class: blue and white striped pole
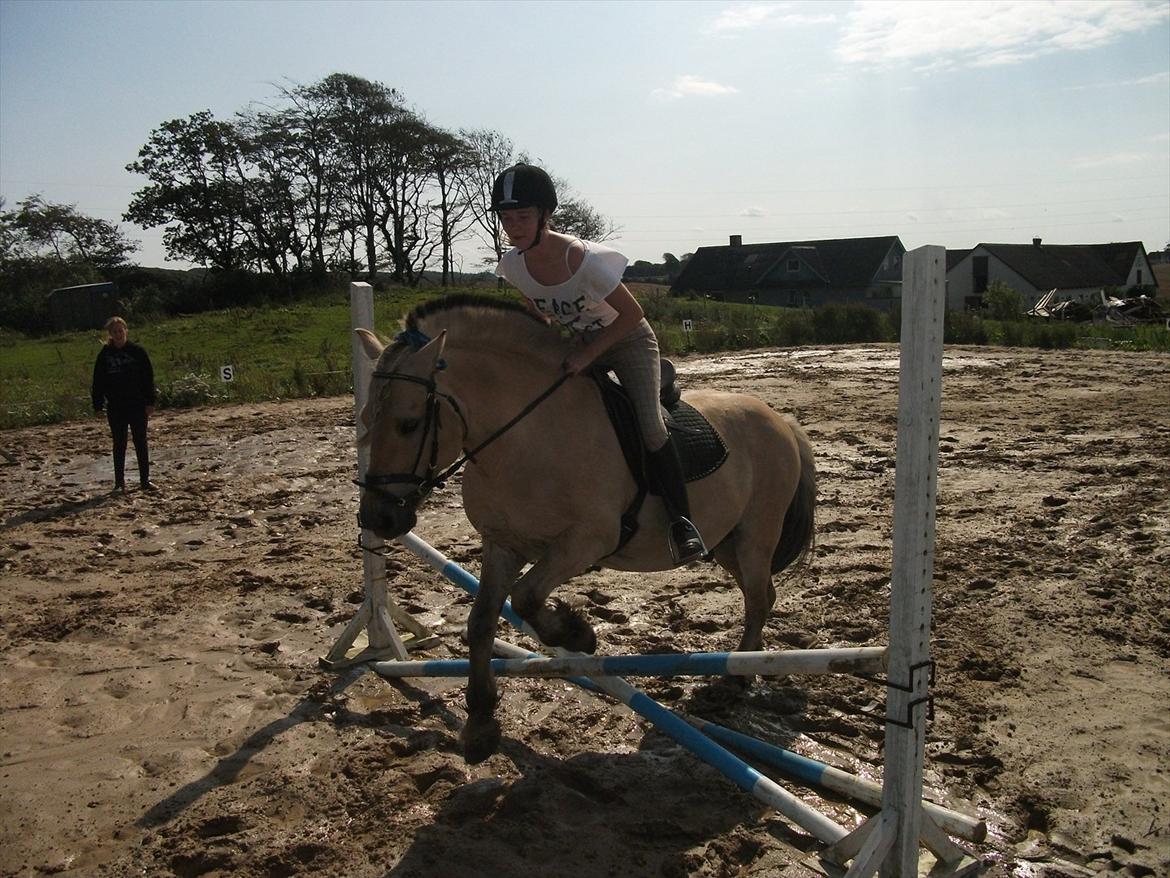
[686,718,985,844]
[371,647,886,680]
[391,531,849,845]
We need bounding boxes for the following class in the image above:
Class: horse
[355,294,816,764]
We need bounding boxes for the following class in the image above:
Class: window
[973,255,989,294]
[787,259,800,272]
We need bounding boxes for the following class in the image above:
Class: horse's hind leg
[713,536,776,654]
[462,541,525,764]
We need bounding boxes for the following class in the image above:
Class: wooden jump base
[341,248,982,876]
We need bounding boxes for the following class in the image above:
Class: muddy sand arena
[1,343,1167,878]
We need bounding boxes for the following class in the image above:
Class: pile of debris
[1027,290,1165,325]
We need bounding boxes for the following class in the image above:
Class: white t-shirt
[495,240,629,334]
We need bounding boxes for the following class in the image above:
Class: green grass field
[2,284,1165,430]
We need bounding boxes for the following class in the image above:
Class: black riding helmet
[491,163,558,214]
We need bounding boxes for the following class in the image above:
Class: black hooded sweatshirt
[91,341,156,412]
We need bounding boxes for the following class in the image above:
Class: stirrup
[669,517,707,566]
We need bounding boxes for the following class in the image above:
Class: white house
[945,239,1156,311]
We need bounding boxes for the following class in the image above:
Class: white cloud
[711,3,837,32]
[1070,151,1150,169]
[1064,70,1170,90]
[1132,71,1170,86]
[836,0,1170,71]
[652,75,740,100]
[741,206,768,217]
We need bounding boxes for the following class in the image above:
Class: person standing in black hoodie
[91,316,156,492]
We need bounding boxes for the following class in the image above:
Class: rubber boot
[646,440,707,565]
[139,460,154,491]
[112,453,126,491]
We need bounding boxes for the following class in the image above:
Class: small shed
[47,282,122,331]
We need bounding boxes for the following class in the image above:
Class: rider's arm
[562,283,645,374]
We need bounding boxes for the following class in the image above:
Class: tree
[983,280,1025,320]
[371,111,443,285]
[314,74,409,280]
[125,110,253,271]
[662,252,684,283]
[268,79,350,278]
[426,129,476,285]
[5,194,138,268]
[0,196,139,331]
[555,197,618,242]
[457,128,515,265]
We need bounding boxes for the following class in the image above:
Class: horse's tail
[772,418,817,575]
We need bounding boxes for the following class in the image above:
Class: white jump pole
[685,717,985,844]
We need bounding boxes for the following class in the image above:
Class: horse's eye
[398,418,421,435]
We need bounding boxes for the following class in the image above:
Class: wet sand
[1,344,1167,877]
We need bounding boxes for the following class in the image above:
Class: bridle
[355,363,469,510]
[355,334,570,512]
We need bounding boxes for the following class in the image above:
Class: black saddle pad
[592,370,728,488]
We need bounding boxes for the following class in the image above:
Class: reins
[449,371,571,475]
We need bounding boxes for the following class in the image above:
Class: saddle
[591,359,728,552]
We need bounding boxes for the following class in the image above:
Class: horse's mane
[403,293,568,367]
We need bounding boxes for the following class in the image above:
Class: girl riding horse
[492,163,706,565]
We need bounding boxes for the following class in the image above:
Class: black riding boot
[646,440,707,565]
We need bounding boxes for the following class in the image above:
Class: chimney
[1033,237,1042,248]
[729,235,742,247]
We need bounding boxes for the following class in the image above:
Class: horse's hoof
[461,715,501,765]
[565,623,597,655]
[544,599,596,654]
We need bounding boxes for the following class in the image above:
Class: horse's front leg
[462,540,525,764]
[510,528,614,654]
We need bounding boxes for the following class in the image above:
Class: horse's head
[355,327,466,539]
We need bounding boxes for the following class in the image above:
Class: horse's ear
[418,330,447,370]
[355,328,384,360]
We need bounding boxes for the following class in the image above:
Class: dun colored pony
[356,295,816,763]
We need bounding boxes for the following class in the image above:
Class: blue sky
[2,0,1168,272]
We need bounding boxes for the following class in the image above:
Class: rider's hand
[561,349,593,376]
